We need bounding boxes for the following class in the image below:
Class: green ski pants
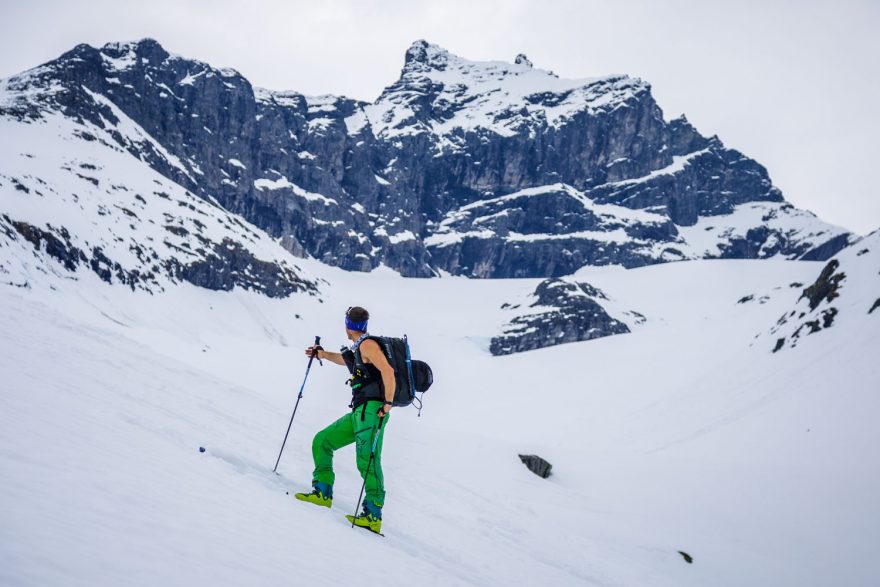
[311,400,388,506]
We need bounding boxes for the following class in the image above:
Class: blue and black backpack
[343,335,433,412]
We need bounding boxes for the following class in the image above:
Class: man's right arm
[305,346,346,366]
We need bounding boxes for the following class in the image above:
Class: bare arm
[359,339,395,414]
[304,346,346,366]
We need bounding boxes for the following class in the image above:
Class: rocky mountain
[0,38,855,283]
[763,230,880,352]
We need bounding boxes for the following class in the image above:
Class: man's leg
[353,400,389,512]
[296,412,355,507]
[312,411,356,489]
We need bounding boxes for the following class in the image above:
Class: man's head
[345,306,369,339]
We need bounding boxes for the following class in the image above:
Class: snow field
[2,252,878,586]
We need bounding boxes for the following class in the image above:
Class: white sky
[2,0,878,234]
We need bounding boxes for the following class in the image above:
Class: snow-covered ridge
[363,40,648,141]
[425,180,852,277]
[426,183,669,248]
[0,110,317,298]
[460,183,668,223]
[604,148,712,188]
[0,65,65,113]
[102,38,241,82]
[68,38,645,143]
[253,87,305,108]
[0,39,240,117]
[253,177,338,206]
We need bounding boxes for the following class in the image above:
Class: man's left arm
[360,340,395,417]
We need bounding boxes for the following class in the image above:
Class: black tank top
[349,340,385,409]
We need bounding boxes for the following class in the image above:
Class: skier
[294,306,394,534]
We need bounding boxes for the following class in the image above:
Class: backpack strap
[404,334,422,416]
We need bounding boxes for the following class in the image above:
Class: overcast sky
[2,0,878,234]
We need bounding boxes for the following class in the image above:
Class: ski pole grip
[313,335,323,365]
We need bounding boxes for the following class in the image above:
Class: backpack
[368,335,433,409]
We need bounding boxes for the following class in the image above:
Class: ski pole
[273,335,321,473]
[352,414,386,527]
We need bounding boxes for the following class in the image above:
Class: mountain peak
[51,39,173,75]
[514,53,533,68]
[99,38,169,67]
[101,38,164,51]
[100,37,168,59]
[369,41,648,141]
[403,39,451,71]
[402,41,536,76]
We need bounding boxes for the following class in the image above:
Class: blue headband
[345,315,368,332]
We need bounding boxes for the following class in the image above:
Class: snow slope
[2,245,878,586]
[0,109,316,298]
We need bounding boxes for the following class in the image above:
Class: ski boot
[346,501,382,534]
[294,482,333,508]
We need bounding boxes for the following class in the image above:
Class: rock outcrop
[491,278,639,355]
[766,230,880,352]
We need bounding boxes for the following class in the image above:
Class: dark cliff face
[1,39,853,279]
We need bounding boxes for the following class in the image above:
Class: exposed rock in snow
[764,230,880,352]
[491,278,635,354]
[518,454,552,478]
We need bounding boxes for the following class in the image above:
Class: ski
[345,515,384,537]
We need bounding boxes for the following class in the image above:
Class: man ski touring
[294,306,394,534]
